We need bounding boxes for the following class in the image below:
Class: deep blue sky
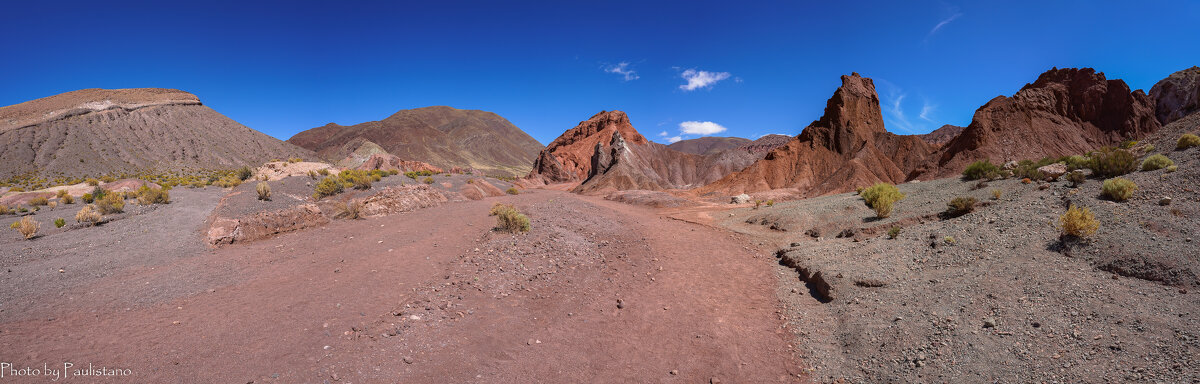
[2,1,1198,145]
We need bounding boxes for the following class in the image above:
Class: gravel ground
[713,137,1200,382]
[0,187,227,323]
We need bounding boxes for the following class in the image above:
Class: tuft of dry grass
[75,205,101,226]
[16,216,39,239]
[256,182,271,201]
[945,196,978,218]
[506,187,520,195]
[333,199,362,220]
[1060,204,1099,238]
[861,183,904,218]
[96,193,125,214]
[489,203,529,233]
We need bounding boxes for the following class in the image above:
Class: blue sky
[1,1,1198,145]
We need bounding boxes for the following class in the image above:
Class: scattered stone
[403,356,413,364]
[616,299,625,309]
[1159,196,1172,206]
[983,318,997,328]
[1037,162,1068,179]
[731,194,752,204]
[669,370,679,375]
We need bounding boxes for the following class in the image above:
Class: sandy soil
[0,189,802,382]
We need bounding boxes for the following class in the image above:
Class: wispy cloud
[604,62,639,81]
[679,69,732,91]
[927,12,961,38]
[665,136,683,143]
[919,101,936,122]
[679,121,728,135]
[879,80,940,134]
[658,131,669,137]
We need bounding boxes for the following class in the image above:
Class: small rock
[1159,197,1172,206]
[58,269,65,273]
[982,318,997,328]
[616,299,625,309]
[710,378,722,384]
[403,356,413,364]
[731,194,751,204]
[669,370,679,375]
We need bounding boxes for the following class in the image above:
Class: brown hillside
[287,106,542,178]
[925,67,1160,178]
[696,73,936,197]
[0,88,315,178]
[916,124,965,147]
[667,136,752,155]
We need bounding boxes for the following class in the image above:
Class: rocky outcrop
[354,153,443,173]
[927,68,1160,178]
[358,185,448,217]
[288,106,543,178]
[206,204,329,246]
[1150,66,1200,125]
[696,73,937,197]
[0,88,315,178]
[528,110,648,184]
[917,124,965,147]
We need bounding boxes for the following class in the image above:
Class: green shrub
[287,157,302,163]
[861,183,905,218]
[214,176,242,188]
[96,193,125,214]
[256,182,271,201]
[29,197,49,206]
[15,216,38,239]
[313,177,344,199]
[237,166,253,181]
[1065,170,1086,187]
[82,193,94,204]
[1165,165,1178,173]
[9,221,19,229]
[1012,159,1051,180]
[506,187,519,195]
[1141,154,1174,171]
[54,218,65,228]
[135,185,169,205]
[75,205,101,226]
[887,226,901,239]
[991,189,1002,200]
[61,194,74,204]
[85,178,100,186]
[405,170,434,179]
[1177,133,1200,150]
[1101,177,1136,202]
[1063,155,1090,171]
[945,196,978,218]
[490,203,530,233]
[56,190,68,199]
[422,176,435,184]
[962,160,1000,180]
[317,168,331,176]
[1060,204,1098,238]
[1088,148,1137,178]
[1119,140,1138,149]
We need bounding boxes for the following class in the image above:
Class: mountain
[667,136,752,155]
[0,88,314,178]
[527,111,787,193]
[1150,66,1200,125]
[925,67,1160,178]
[696,73,937,197]
[287,106,543,178]
[917,124,965,147]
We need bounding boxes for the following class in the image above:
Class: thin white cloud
[679,69,732,91]
[882,86,917,134]
[665,136,683,143]
[927,13,961,37]
[658,131,669,137]
[605,62,639,81]
[919,101,936,122]
[679,121,728,136]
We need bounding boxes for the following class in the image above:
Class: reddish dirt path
[0,190,802,382]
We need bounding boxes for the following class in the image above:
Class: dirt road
[0,189,801,382]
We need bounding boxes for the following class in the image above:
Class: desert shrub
[855,187,864,195]
[307,170,318,180]
[333,199,362,220]
[1177,133,1200,150]
[313,177,344,199]
[1140,154,1174,171]
[15,216,39,239]
[1101,177,1136,202]
[1166,165,1178,173]
[337,170,373,190]
[422,176,434,184]
[54,218,65,228]
[962,160,1000,180]
[9,221,18,229]
[75,205,101,226]
[1063,170,1086,187]
[100,175,116,183]
[82,193,94,203]
[753,200,762,210]
[492,204,530,233]
[1063,155,1090,171]
[256,182,271,201]
[135,186,170,205]
[0,205,9,215]
[237,166,253,181]
[317,168,331,176]
[887,226,901,239]
[1060,204,1099,238]
[85,178,100,186]
[506,187,520,195]
[1021,178,1032,184]
[861,183,905,218]
[1143,144,1155,153]
[944,236,956,245]
[766,199,775,207]
[945,196,978,218]
[95,193,125,214]
[29,197,49,206]
[1012,159,1050,180]
[1119,140,1138,149]
[287,157,302,163]
[466,179,474,184]
[56,190,68,199]
[1088,147,1137,178]
[215,176,242,188]
[388,169,400,176]
[991,189,1002,200]
[61,194,74,204]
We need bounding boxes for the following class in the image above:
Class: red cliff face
[926,68,1160,178]
[1150,66,1200,125]
[528,110,649,183]
[696,73,936,197]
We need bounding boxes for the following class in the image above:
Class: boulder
[731,194,752,204]
[1037,163,1068,179]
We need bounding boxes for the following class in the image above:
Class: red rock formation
[1150,66,1200,125]
[696,73,936,197]
[528,110,648,184]
[926,68,1160,178]
[917,125,965,147]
